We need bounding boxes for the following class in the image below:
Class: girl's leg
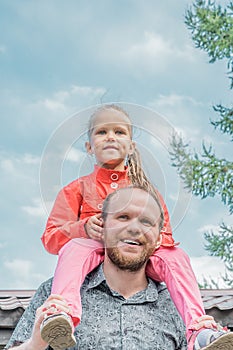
[146,246,206,342]
[52,238,104,326]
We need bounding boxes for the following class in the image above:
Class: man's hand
[85,214,103,241]
[30,294,71,349]
[8,295,71,350]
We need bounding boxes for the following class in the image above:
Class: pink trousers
[52,238,205,342]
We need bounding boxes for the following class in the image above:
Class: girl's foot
[40,312,76,350]
[193,328,233,349]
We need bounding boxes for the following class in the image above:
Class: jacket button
[110,173,119,181]
[110,182,118,189]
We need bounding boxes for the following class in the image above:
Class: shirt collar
[85,263,162,303]
[93,164,129,183]
[86,263,106,289]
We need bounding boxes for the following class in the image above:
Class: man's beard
[106,245,155,272]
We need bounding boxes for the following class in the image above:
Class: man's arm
[5,279,51,350]
[5,279,70,350]
[7,309,47,350]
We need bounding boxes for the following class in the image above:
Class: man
[5,186,187,350]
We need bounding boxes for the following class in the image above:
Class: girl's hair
[88,104,162,206]
[87,104,133,139]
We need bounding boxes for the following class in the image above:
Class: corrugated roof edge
[0,289,233,311]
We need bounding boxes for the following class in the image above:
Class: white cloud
[43,98,67,112]
[70,85,106,97]
[0,45,6,54]
[0,84,107,144]
[148,93,210,145]
[65,147,85,163]
[22,154,41,164]
[0,242,7,249]
[198,224,220,234]
[126,31,172,59]
[0,153,40,183]
[0,158,15,172]
[5,259,33,278]
[121,32,196,73]
[21,198,46,218]
[190,256,232,288]
[0,153,40,170]
[41,200,55,216]
[151,93,203,108]
[36,85,106,115]
[0,152,41,219]
[4,259,45,289]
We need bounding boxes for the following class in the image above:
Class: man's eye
[117,214,129,220]
[141,219,153,227]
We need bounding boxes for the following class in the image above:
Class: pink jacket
[41,165,175,254]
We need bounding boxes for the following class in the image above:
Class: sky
[0,0,232,289]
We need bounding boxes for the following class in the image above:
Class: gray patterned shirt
[5,264,187,350]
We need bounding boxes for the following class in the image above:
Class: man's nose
[127,218,141,235]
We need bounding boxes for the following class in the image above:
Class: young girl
[41,104,229,350]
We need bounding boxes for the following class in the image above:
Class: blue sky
[0,0,232,289]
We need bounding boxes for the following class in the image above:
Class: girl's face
[86,108,135,171]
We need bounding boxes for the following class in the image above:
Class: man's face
[103,188,162,271]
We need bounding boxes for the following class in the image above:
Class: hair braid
[127,148,159,199]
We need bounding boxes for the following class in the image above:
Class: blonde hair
[87,104,133,139]
[88,104,161,204]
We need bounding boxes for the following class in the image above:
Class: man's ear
[85,141,92,155]
[155,234,162,250]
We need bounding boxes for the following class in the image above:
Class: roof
[0,289,233,349]
[1,289,233,312]
[0,290,35,311]
[201,289,233,311]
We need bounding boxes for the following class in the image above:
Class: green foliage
[185,0,233,87]
[211,105,233,140]
[171,1,233,287]
[204,222,233,270]
[198,270,233,289]
[170,136,233,214]
[198,276,221,289]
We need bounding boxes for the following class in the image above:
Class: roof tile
[0,289,233,311]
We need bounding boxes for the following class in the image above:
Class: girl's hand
[190,315,217,330]
[85,214,103,241]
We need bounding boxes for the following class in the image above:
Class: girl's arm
[41,180,89,255]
